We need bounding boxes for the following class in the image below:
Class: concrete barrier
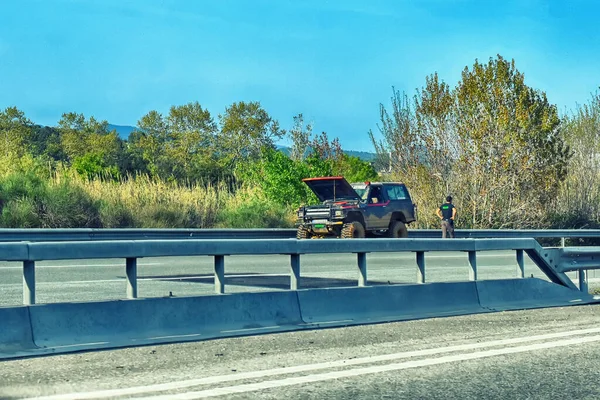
[0,306,35,357]
[2,278,598,360]
[476,278,594,311]
[297,282,484,326]
[28,291,303,353]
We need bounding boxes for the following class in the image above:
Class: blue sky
[1,0,599,151]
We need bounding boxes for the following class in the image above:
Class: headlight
[335,210,344,217]
[297,210,304,218]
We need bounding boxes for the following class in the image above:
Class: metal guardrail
[417,229,600,239]
[0,228,296,242]
[544,247,600,293]
[3,237,594,306]
[0,228,600,242]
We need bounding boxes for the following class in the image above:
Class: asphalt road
[2,251,597,307]
[1,304,599,399]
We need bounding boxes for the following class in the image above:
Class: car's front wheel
[341,221,366,238]
[296,224,312,239]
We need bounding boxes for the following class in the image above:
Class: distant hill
[107,124,377,161]
[276,145,376,162]
[342,149,377,161]
[108,124,137,140]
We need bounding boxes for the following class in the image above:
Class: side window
[369,187,382,204]
[386,185,407,200]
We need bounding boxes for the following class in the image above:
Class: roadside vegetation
[1,54,599,230]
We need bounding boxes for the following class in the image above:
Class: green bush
[0,172,48,227]
[39,180,102,228]
[0,172,47,205]
[0,171,102,228]
[98,200,135,228]
[237,149,380,209]
[236,149,330,207]
[0,198,42,228]
[333,154,379,183]
[131,203,208,228]
[73,153,120,181]
[144,207,182,228]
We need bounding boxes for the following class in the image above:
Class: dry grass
[60,173,227,228]
[49,172,295,228]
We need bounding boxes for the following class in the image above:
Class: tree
[368,89,434,226]
[30,125,65,161]
[334,154,379,183]
[308,130,378,181]
[288,113,312,161]
[238,148,313,206]
[370,55,571,228]
[369,89,420,175]
[554,89,600,228]
[72,152,120,180]
[414,73,456,188]
[310,131,343,162]
[454,55,570,227]
[128,103,223,183]
[166,102,220,181]
[128,110,168,177]
[0,106,33,159]
[58,113,124,176]
[218,101,284,166]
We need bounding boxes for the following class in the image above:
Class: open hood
[302,176,361,202]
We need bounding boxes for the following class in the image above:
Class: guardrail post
[214,255,225,294]
[357,252,367,287]
[23,260,35,305]
[560,237,579,282]
[290,254,300,290]
[416,251,425,283]
[579,269,589,293]
[516,250,525,278]
[126,257,138,299]
[468,251,477,281]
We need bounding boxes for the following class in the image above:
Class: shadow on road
[137,273,398,290]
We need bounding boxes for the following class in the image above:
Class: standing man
[436,196,457,238]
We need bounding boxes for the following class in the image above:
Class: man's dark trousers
[442,219,454,238]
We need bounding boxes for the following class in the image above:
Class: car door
[365,185,389,229]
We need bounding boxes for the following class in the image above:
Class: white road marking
[140,334,600,399]
[3,272,591,290]
[28,326,600,400]
[147,334,202,340]
[0,263,162,270]
[0,273,287,287]
[50,342,110,350]
[0,279,126,286]
[220,325,281,334]
[301,319,354,326]
[0,252,528,271]
[306,253,520,260]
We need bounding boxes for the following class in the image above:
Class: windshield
[354,188,368,201]
[351,183,369,201]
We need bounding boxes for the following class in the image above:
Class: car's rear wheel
[341,221,366,238]
[296,225,312,239]
[389,220,408,238]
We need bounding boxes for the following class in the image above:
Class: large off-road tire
[341,221,366,238]
[389,220,408,238]
[296,225,312,239]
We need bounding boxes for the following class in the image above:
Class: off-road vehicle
[296,176,417,239]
